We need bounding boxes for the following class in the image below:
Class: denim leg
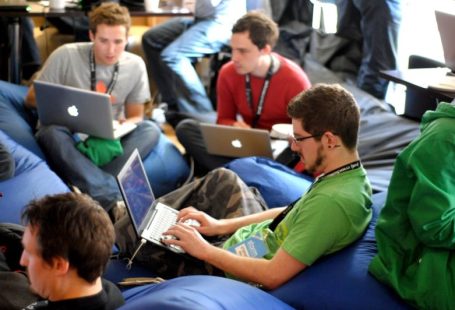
[142,17,192,111]
[176,119,232,174]
[354,0,401,99]
[36,125,122,210]
[142,18,230,113]
[101,120,161,175]
[335,0,401,99]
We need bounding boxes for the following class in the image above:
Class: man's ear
[89,31,95,42]
[51,256,70,275]
[260,44,272,55]
[323,131,341,149]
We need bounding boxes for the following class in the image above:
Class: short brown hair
[88,2,131,35]
[22,193,115,283]
[232,11,279,49]
[287,84,360,150]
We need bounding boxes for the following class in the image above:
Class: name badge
[227,233,269,258]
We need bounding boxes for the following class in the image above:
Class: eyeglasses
[291,134,321,144]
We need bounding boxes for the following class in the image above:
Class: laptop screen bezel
[116,149,156,237]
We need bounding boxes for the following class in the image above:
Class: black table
[0,1,191,84]
[380,68,455,120]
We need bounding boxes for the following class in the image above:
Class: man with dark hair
[176,11,311,174]
[20,192,124,309]
[123,84,371,289]
[23,3,162,213]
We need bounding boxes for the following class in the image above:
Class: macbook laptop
[200,123,288,159]
[117,149,184,254]
[34,80,137,139]
[429,11,455,92]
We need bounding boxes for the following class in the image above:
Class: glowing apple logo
[67,105,79,117]
[231,139,242,149]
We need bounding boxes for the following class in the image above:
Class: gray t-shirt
[37,42,151,120]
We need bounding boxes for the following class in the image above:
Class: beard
[305,144,325,175]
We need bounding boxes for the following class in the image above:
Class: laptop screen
[117,150,155,231]
[436,10,455,72]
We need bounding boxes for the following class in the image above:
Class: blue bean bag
[270,192,410,309]
[0,130,69,224]
[143,133,190,198]
[225,157,313,208]
[0,81,44,159]
[120,275,293,310]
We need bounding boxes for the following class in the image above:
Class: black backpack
[0,223,25,271]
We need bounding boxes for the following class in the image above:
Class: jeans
[142,17,231,113]
[36,121,160,210]
[336,0,402,99]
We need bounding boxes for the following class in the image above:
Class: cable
[126,238,146,270]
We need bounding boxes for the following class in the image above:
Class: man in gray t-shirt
[24,3,161,213]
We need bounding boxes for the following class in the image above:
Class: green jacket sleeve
[407,135,455,249]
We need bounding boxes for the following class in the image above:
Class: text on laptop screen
[118,154,155,227]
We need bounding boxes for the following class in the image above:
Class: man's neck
[250,54,274,78]
[48,276,103,302]
[322,150,360,175]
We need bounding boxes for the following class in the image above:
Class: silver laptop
[436,10,455,72]
[117,149,184,254]
[34,80,137,139]
[428,11,455,92]
[200,123,288,159]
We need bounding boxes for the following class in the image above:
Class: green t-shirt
[223,167,372,266]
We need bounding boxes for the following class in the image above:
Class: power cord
[126,238,146,270]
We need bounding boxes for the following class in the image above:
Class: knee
[36,125,69,142]
[136,120,162,144]
[175,119,199,141]
[142,28,161,50]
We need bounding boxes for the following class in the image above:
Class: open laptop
[429,11,455,92]
[200,123,288,159]
[117,149,184,253]
[34,80,137,139]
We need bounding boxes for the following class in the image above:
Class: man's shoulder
[120,50,146,66]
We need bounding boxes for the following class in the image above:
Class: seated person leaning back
[118,84,372,289]
[24,3,161,213]
[176,11,311,175]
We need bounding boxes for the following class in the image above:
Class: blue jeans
[36,121,160,210]
[142,17,231,113]
[336,0,402,99]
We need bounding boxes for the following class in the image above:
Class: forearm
[24,86,36,109]
[218,208,284,235]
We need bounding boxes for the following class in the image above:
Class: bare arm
[164,224,306,289]
[178,207,285,236]
[123,103,145,124]
[24,85,37,109]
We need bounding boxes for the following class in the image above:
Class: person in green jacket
[369,101,455,310]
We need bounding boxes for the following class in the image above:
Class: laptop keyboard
[146,205,178,240]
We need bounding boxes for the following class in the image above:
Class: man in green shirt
[122,84,372,289]
[369,101,455,309]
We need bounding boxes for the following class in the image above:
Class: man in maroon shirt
[176,12,311,174]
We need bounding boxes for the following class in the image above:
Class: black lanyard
[89,46,119,94]
[245,55,275,128]
[268,160,361,231]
